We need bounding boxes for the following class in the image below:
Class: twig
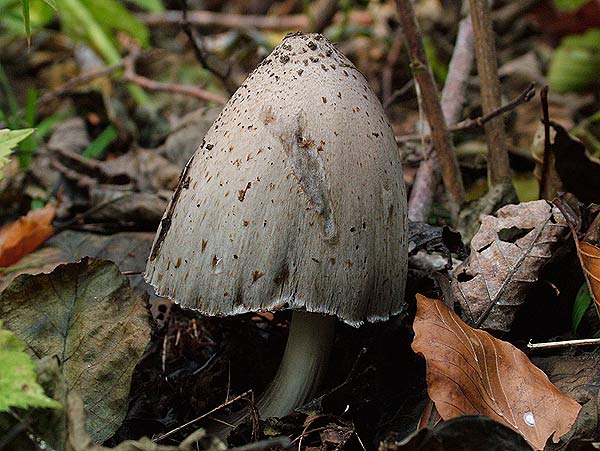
[407,15,474,222]
[38,63,123,105]
[137,10,309,30]
[453,82,536,130]
[38,46,227,106]
[153,390,253,442]
[383,79,414,111]
[137,8,373,31]
[493,0,542,31]
[122,44,227,104]
[396,83,536,143]
[307,0,339,33]
[395,0,465,222]
[527,338,600,349]
[180,0,235,94]
[121,270,143,276]
[468,0,512,186]
[538,85,553,200]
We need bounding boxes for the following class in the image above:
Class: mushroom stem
[257,310,336,418]
[212,311,336,433]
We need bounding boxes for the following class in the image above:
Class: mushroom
[145,32,408,420]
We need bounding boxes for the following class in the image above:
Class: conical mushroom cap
[145,32,407,327]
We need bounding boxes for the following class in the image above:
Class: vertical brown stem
[468,0,511,186]
[395,0,465,221]
[408,16,475,222]
[538,86,557,200]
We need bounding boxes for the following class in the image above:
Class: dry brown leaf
[0,203,56,267]
[412,294,581,450]
[580,241,600,309]
[451,200,568,332]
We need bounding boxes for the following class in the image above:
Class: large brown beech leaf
[575,212,600,317]
[451,200,568,332]
[412,294,581,450]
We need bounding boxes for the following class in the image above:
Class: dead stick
[538,86,552,200]
[395,0,465,221]
[122,45,227,104]
[408,15,474,222]
[528,338,600,349]
[468,0,512,186]
[153,390,253,442]
[137,10,309,30]
[397,83,536,143]
[38,63,123,105]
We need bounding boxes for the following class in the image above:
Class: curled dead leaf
[412,294,581,450]
[451,200,568,332]
[0,203,56,267]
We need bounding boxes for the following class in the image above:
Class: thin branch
[397,83,536,143]
[528,337,600,350]
[38,46,227,106]
[136,9,373,31]
[180,0,235,94]
[153,390,253,442]
[468,0,512,186]
[122,44,227,104]
[538,85,553,200]
[408,15,475,222]
[395,0,465,222]
[38,63,123,105]
[137,10,309,30]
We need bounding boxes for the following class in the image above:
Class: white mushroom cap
[145,32,407,327]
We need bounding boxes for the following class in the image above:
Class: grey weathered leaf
[451,200,568,332]
[0,258,153,442]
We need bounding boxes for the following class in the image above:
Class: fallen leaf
[380,415,533,451]
[579,241,600,315]
[0,203,56,267]
[452,200,568,332]
[412,294,581,450]
[573,210,600,319]
[532,352,600,405]
[533,121,600,204]
[0,258,153,443]
[0,357,212,451]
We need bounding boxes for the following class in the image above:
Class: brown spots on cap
[261,107,275,125]
[175,257,182,268]
[322,97,327,103]
[238,181,252,201]
[201,239,208,252]
[280,54,290,64]
[243,219,249,226]
[307,40,317,50]
[252,270,265,282]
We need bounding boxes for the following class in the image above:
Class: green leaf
[548,28,600,93]
[82,124,117,159]
[42,0,56,10]
[0,258,153,442]
[80,0,149,47]
[0,128,35,178]
[20,0,30,45]
[572,282,593,335]
[0,321,61,412]
[553,0,590,12]
[128,0,163,12]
